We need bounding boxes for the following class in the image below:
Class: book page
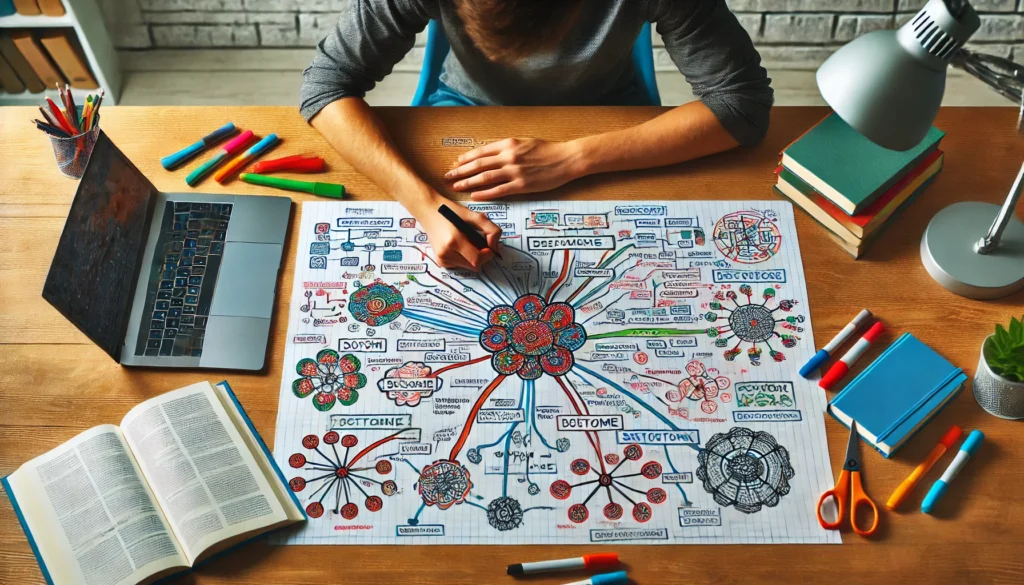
[210,382,305,523]
[272,200,839,545]
[120,382,289,563]
[5,425,187,585]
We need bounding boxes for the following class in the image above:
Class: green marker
[239,173,345,198]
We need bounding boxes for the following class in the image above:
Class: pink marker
[819,321,885,390]
[184,129,254,186]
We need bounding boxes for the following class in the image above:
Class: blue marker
[921,429,984,514]
[161,122,236,169]
[799,308,872,378]
[563,571,629,585]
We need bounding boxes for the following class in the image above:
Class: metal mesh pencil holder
[47,109,100,179]
[974,352,1024,420]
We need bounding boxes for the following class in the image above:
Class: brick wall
[102,0,1024,66]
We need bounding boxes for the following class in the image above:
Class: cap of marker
[819,321,885,391]
[507,553,619,576]
[563,571,629,585]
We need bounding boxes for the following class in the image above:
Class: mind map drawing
[272,200,839,545]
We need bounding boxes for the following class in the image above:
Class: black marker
[437,204,502,259]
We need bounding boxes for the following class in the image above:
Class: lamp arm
[951,49,1024,129]
[950,48,1024,254]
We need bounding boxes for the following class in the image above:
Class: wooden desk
[1,106,1022,584]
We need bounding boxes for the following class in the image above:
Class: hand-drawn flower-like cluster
[292,349,366,411]
[696,427,794,514]
[479,294,586,379]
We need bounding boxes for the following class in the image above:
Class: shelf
[0,85,100,106]
[0,13,74,28]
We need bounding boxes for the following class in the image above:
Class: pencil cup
[48,120,100,179]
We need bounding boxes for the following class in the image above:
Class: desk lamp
[816,0,1024,299]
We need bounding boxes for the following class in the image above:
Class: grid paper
[271,200,840,545]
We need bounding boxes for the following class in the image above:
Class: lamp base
[921,201,1024,299]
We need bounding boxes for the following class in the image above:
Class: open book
[3,381,305,585]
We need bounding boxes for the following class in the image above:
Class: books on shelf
[10,29,64,88]
[0,52,25,92]
[11,0,39,16]
[39,29,95,88]
[0,31,44,92]
[828,333,966,457]
[36,0,63,16]
[4,381,306,585]
[775,112,945,258]
[0,29,99,96]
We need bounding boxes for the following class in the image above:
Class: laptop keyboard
[135,201,232,357]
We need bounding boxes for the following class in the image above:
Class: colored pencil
[45,97,73,134]
[33,119,70,137]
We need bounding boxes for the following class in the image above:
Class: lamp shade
[815,0,980,151]
[816,31,946,151]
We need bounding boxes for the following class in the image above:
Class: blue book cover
[827,332,966,458]
[0,0,15,16]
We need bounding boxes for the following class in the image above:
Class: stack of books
[775,112,946,258]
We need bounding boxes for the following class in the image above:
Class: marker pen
[922,429,985,514]
[507,553,618,576]
[819,321,885,390]
[800,308,872,378]
[562,571,629,585]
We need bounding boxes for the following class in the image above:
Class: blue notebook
[827,332,966,458]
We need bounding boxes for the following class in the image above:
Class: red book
[776,149,943,241]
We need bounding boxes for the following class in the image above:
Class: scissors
[816,421,880,536]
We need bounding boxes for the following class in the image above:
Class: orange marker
[213,133,279,183]
[885,424,962,510]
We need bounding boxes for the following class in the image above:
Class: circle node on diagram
[479,294,586,380]
[696,427,795,514]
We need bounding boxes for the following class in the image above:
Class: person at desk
[302,0,773,271]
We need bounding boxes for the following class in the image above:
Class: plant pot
[974,335,1024,420]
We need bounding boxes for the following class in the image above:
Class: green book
[781,112,945,215]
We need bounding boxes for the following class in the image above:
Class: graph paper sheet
[271,200,840,545]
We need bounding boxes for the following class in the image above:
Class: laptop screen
[42,132,158,361]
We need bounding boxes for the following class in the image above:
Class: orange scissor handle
[817,469,850,530]
[817,470,880,536]
[848,471,879,536]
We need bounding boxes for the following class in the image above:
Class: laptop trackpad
[200,316,271,370]
[209,242,282,318]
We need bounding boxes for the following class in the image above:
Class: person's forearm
[310,97,438,215]
[570,101,739,178]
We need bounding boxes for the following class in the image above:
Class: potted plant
[974,315,1024,419]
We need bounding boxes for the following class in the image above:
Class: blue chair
[411,20,661,106]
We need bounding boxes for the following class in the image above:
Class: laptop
[43,131,291,370]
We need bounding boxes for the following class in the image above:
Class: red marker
[507,553,619,576]
[250,154,325,174]
[819,321,885,391]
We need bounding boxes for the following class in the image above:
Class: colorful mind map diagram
[271,200,840,545]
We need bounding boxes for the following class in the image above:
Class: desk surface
[1,106,1022,584]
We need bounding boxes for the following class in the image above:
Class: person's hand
[416,196,502,271]
[445,138,585,201]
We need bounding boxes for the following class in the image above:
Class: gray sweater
[300,0,773,146]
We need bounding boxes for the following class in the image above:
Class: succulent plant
[984,315,1024,383]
